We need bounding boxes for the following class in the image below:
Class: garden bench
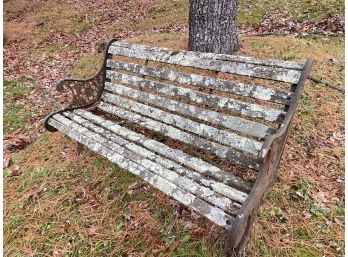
[45,39,313,255]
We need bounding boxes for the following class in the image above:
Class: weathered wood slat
[97,101,260,170]
[109,43,304,70]
[102,92,262,156]
[104,82,273,139]
[74,109,253,192]
[64,111,248,203]
[106,71,285,122]
[106,60,292,104]
[108,42,303,83]
[55,113,243,212]
[48,117,234,228]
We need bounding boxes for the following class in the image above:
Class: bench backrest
[99,42,306,170]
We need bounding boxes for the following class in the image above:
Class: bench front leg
[228,130,289,256]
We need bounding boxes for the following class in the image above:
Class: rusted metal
[76,141,85,155]
[44,39,118,131]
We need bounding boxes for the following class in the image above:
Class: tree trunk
[188,0,239,54]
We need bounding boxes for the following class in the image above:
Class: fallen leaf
[20,184,45,208]
[87,225,99,236]
[53,247,63,257]
[10,165,21,176]
[3,152,11,168]
[313,190,331,205]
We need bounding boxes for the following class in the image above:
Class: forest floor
[4,0,344,256]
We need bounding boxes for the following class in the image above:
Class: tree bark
[188,0,239,54]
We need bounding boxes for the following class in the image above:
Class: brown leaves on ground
[4,133,32,152]
[3,152,12,169]
[242,12,344,36]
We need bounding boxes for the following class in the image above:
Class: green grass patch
[70,52,103,79]
[267,186,290,205]
[6,215,22,230]
[136,0,189,31]
[253,238,273,257]
[69,14,93,33]
[4,77,36,135]
[294,247,321,257]
[4,77,35,101]
[333,204,344,216]
[28,43,76,60]
[293,227,312,240]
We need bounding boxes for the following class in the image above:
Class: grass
[134,0,189,32]
[4,77,36,135]
[28,43,76,61]
[70,52,103,79]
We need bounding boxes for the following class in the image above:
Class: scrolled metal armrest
[44,38,119,132]
[56,79,82,92]
[58,78,103,109]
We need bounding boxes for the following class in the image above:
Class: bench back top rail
[108,42,304,84]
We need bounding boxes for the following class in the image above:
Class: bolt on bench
[45,39,313,255]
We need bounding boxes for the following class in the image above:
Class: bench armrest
[45,39,118,131]
[228,58,313,255]
[55,77,103,109]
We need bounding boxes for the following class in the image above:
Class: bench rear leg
[76,141,85,155]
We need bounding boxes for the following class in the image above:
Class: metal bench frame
[45,39,313,256]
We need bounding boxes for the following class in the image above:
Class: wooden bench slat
[104,82,273,139]
[102,92,263,156]
[48,117,234,228]
[108,42,303,83]
[64,111,248,204]
[106,60,292,105]
[74,109,253,193]
[55,113,243,212]
[98,101,260,170]
[106,71,285,123]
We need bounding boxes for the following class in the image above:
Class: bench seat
[45,39,313,255]
[48,109,253,228]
